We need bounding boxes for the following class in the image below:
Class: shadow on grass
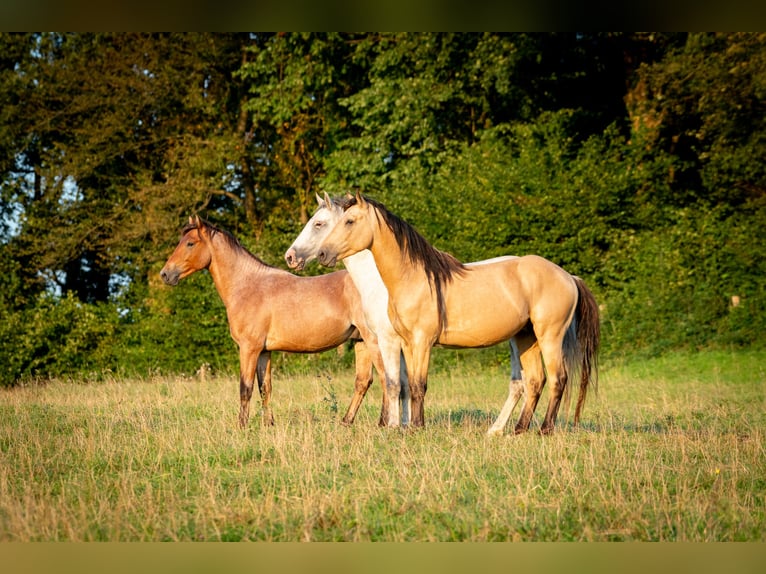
[428,408,682,436]
[428,408,496,428]
[559,414,680,435]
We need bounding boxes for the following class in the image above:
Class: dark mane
[184,218,275,268]
[340,195,467,330]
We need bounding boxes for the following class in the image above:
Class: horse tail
[570,276,600,424]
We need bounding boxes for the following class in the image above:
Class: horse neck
[206,235,271,306]
[367,218,417,300]
[342,249,380,285]
[342,249,387,302]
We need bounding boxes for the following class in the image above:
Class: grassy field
[0,349,764,541]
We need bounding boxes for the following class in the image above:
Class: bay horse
[317,193,600,434]
[285,193,525,431]
[160,215,389,429]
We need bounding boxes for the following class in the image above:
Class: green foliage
[601,198,766,355]
[1,33,766,384]
[0,291,119,385]
[115,272,238,378]
[329,104,766,356]
[633,33,766,207]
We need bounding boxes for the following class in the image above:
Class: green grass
[0,349,764,541]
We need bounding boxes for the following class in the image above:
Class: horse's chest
[388,295,439,339]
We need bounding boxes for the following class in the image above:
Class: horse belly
[438,311,525,348]
[438,274,527,348]
[263,314,354,353]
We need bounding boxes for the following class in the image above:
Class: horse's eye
[314,221,324,229]
[187,242,195,248]
[345,219,354,226]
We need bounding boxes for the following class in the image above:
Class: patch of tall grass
[0,350,763,541]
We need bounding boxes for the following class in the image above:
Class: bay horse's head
[317,191,375,268]
[160,215,213,286]
[285,192,346,270]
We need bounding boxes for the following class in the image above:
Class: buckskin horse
[286,193,528,432]
[317,193,600,434]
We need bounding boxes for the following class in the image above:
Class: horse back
[437,254,576,347]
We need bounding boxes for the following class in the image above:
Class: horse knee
[548,370,568,398]
[409,385,427,403]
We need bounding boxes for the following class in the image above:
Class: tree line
[1,32,764,385]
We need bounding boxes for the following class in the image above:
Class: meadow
[0,349,764,542]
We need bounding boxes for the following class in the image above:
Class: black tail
[571,277,600,423]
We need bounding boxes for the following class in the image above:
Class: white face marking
[289,203,345,264]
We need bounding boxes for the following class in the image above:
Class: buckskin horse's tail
[570,276,600,423]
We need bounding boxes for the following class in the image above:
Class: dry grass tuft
[1,350,764,540]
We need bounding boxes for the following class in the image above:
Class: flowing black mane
[340,195,467,330]
[183,218,274,268]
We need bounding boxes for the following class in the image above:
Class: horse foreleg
[341,341,375,426]
[402,337,432,428]
[238,346,260,429]
[256,351,274,426]
[377,333,406,428]
[368,339,391,428]
[487,338,525,437]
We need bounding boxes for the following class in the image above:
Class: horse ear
[323,191,332,206]
[355,190,366,206]
[315,193,324,206]
[188,215,195,226]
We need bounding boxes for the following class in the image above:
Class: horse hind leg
[538,338,569,435]
[514,336,546,434]
[341,341,377,426]
[398,350,411,427]
[487,338,525,437]
[488,380,524,437]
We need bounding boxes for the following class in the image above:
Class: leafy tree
[1,32,765,385]
[627,32,766,208]
[234,33,368,245]
[0,33,254,302]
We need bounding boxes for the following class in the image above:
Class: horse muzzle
[284,248,305,271]
[160,267,180,286]
[317,249,337,268]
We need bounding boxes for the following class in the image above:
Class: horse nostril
[160,269,176,285]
